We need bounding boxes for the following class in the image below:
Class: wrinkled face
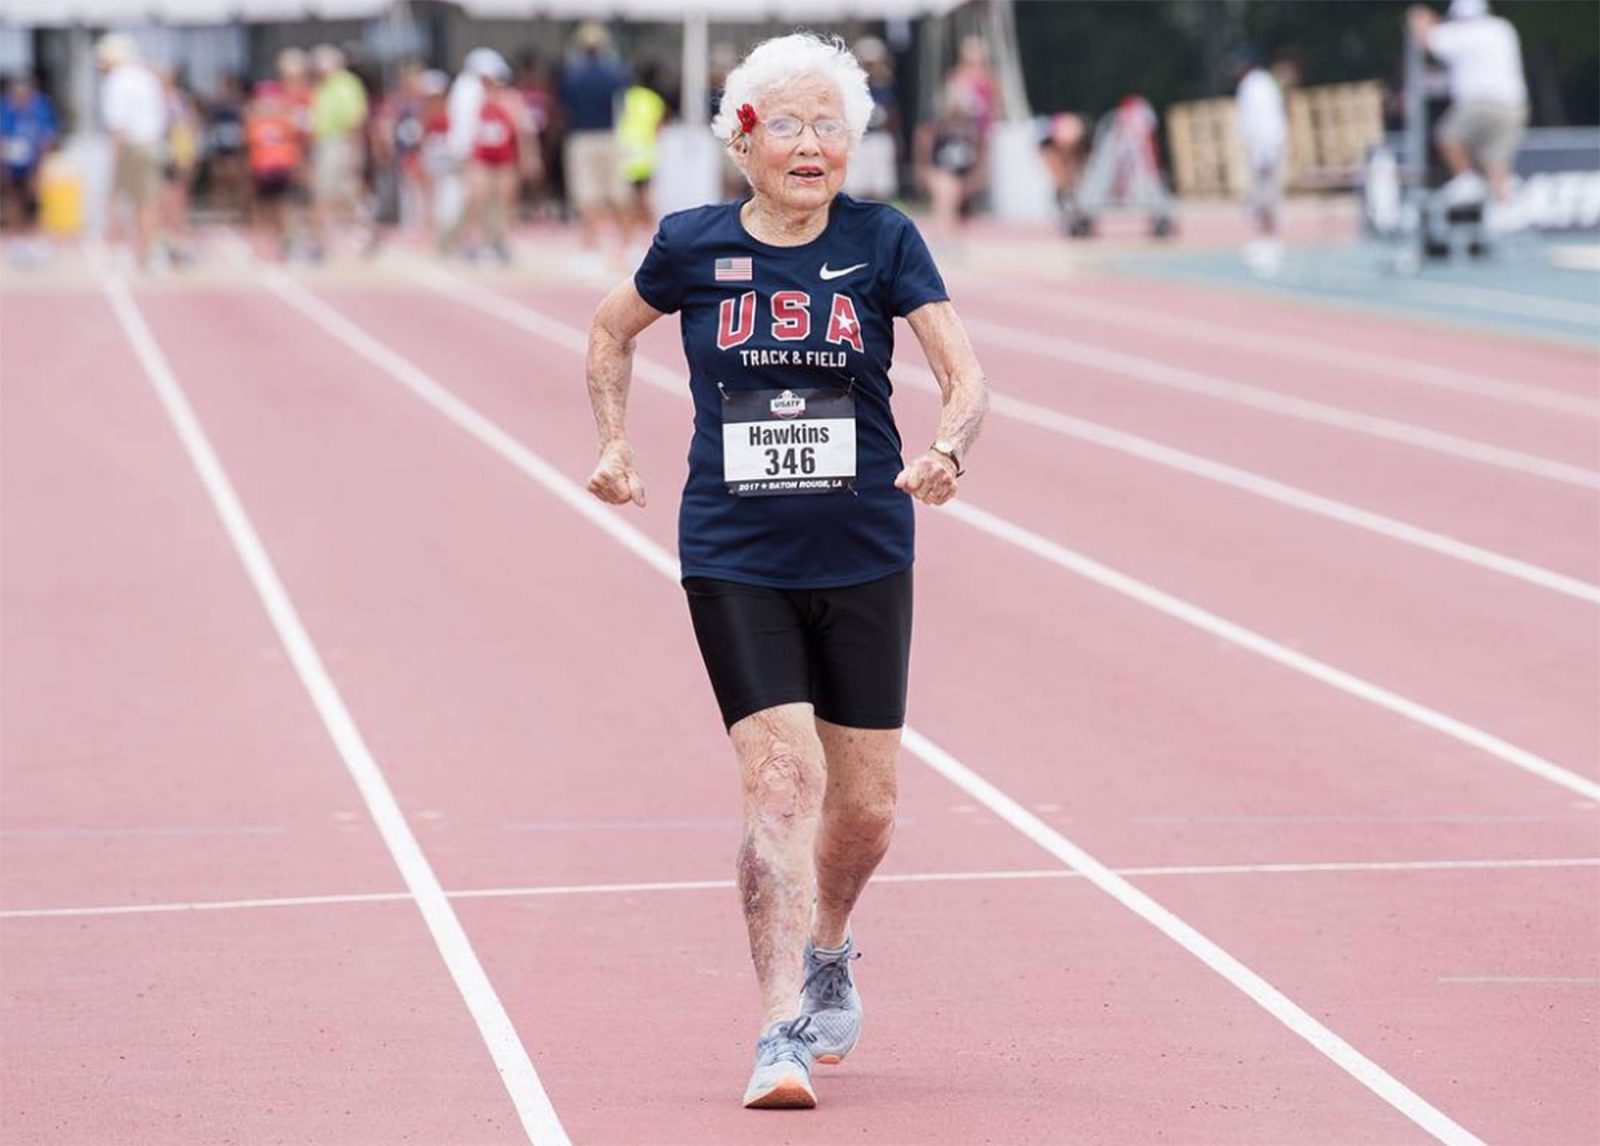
[734,75,850,214]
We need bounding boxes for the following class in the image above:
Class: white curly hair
[711,32,874,147]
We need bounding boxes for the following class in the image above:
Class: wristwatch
[929,439,964,477]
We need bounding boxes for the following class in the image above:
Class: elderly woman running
[584,33,988,1110]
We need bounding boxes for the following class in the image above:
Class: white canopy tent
[0,0,392,23]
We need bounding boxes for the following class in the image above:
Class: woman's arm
[896,299,990,506]
[585,278,665,507]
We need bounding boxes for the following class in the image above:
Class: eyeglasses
[762,116,848,142]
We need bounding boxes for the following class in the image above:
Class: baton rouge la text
[737,349,850,368]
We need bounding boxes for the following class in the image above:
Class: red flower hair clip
[736,102,758,135]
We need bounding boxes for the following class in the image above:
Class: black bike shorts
[683,568,913,731]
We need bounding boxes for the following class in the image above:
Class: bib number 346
[721,386,856,497]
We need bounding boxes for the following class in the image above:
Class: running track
[2,236,1596,1144]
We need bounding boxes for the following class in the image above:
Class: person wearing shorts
[464,65,535,263]
[0,76,56,240]
[307,44,370,258]
[583,33,988,1111]
[559,23,629,264]
[97,35,168,269]
[1409,0,1529,204]
[245,81,303,259]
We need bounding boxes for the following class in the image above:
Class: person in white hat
[1408,0,1529,205]
[97,33,168,268]
[437,47,511,252]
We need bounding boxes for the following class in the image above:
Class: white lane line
[3,890,418,918]
[1438,977,1600,986]
[945,498,1600,804]
[890,361,1600,605]
[984,287,1600,418]
[413,267,1600,803]
[267,272,1484,1146]
[0,824,287,837]
[958,313,1600,490]
[7,857,1595,920]
[98,268,569,1146]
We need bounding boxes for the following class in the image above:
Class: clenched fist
[894,450,960,506]
[586,439,647,507]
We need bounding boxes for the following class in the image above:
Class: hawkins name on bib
[720,385,857,496]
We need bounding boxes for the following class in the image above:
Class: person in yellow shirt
[615,60,668,254]
[308,44,371,258]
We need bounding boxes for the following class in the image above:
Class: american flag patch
[714,256,754,282]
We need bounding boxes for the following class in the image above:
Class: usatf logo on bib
[769,391,806,419]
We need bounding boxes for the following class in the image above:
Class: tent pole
[682,7,708,128]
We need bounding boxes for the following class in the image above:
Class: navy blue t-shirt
[634,193,948,589]
[559,56,628,131]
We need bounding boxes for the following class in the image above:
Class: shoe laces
[802,949,860,1008]
[760,1015,817,1068]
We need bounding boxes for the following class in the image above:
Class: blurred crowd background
[0,0,1595,274]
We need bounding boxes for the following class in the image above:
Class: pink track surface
[2,245,1597,1145]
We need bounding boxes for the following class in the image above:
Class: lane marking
[1137,813,1590,824]
[98,267,569,1146]
[265,271,1484,1145]
[890,361,1600,604]
[986,286,1600,418]
[412,266,1600,803]
[1438,976,1600,986]
[958,313,1600,489]
[0,825,286,838]
[942,499,1600,803]
[8,856,1593,920]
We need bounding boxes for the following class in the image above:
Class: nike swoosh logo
[819,262,869,281]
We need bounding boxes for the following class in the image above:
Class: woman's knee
[742,746,823,822]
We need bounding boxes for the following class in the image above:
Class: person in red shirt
[245,80,303,260]
[463,68,538,263]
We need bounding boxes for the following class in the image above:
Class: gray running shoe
[799,938,862,1064]
[742,1016,818,1109]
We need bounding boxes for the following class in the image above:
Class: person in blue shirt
[583,32,988,1112]
[558,22,630,266]
[1,76,57,236]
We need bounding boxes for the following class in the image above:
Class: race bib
[721,385,856,496]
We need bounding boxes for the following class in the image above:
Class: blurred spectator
[277,47,315,252]
[1,75,57,248]
[308,44,371,258]
[1035,110,1088,232]
[616,59,668,251]
[444,48,511,253]
[464,57,535,263]
[844,36,900,202]
[98,34,168,270]
[948,35,1001,136]
[1232,48,1297,272]
[369,62,422,231]
[915,79,985,251]
[203,74,250,218]
[416,69,452,245]
[559,22,629,268]
[1408,0,1528,205]
[515,52,561,221]
[939,35,1000,217]
[245,80,302,260]
[160,67,201,264]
